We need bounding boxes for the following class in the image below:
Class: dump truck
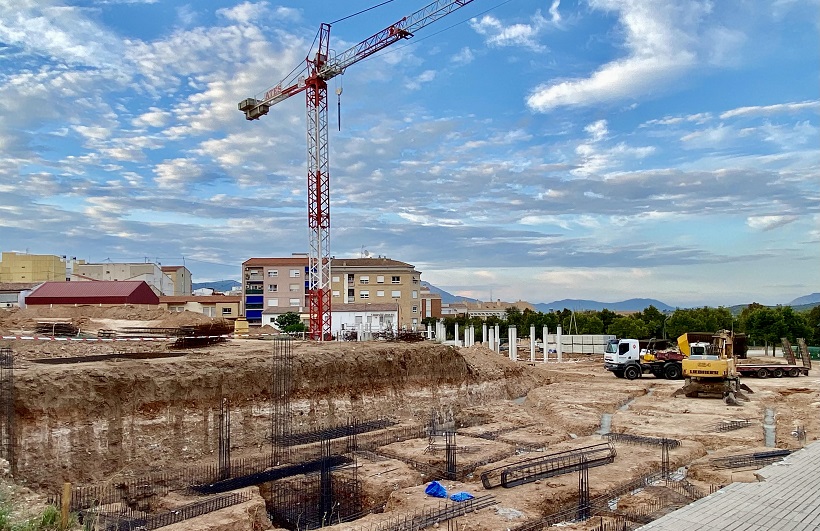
[604,331,808,383]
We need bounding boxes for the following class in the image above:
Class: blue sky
[0,0,818,307]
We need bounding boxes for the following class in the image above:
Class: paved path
[638,441,820,531]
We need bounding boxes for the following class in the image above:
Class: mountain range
[196,280,818,312]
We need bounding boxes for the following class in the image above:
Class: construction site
[0,306,818,531]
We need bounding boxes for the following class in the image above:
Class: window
[268,284,278,292]
[332,276,340,282]
[412,278,419,284]
[268,270,278,277]
[289,269,300,277]
[360,290,370,299]
[289,298,300,307]
[203,307,215,317]
[376,290,385,297]
[289,284,300,292]
[376,275,385,283]
[391,276,400,284]
[268,299,279,307]
[412,290,418,299]
[412,305,418,313]
[222,307,232,315]
[360,276,369,284]
[332,290,340,297]
[391,290,401,298]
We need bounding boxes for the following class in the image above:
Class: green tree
[598,308,619,332]
[275,312,307,333]
[665,307,735,339]
[638,305,667,338]
[563,311,605,334]
[607,316,650,339]
[805,305,820,345]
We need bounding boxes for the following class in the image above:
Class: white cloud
[548,0,562,24]
[0,1,125,68]
[153,158,204,189]
[720,100,820,119]
[451,47,475,65]
[585,119,608,142]
[527,0,719,112]
[746,215,798,231]
[469,8,557,52]
[406,70,437,91]
[216,2,272,25]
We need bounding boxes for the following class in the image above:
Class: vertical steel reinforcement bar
[271,337,294,465]
[219,396,231,480]
[0,349,13,475]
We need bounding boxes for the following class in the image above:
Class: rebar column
[578,455,590,520]
[271,337,294,466]
[446,431,457,480]
[319,436,333,525]
[0,349,13,475]
[218,396,231,480]
[661,438,670,483]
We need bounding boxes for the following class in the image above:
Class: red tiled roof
[243,257,308,266]
[27,281,159,305]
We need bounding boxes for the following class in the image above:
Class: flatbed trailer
[736,364,809,378]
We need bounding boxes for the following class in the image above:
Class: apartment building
[0,252,77,282]
[241,255,429,330]
[160,266,193,296]
[242,256,310,326]
[72,262,178,296]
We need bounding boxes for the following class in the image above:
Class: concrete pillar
[488,328,495,351]
[509,325,517,361]
[438,320,444,343]
[557,325,563,362]
[482,324,488,345]
[470,325,476,347]
[495,325,501,353]
[542,326,549,362]
[530,325,536,362]
[454,323,460,347]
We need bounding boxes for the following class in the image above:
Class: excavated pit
[2,325,819,531]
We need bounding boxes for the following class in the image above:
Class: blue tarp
[450,492,474,502]
[424,481,447,498]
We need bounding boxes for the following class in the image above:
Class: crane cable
[330,0,398,25]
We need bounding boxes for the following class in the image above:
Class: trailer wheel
[624,365,642,380]
[788,368,800,377]
[772,368,784,378]
[664,363,682,380]
[756,368,770,378]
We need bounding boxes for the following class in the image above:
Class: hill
[193,279,241,293]
[790,293,820,306]
[535,298,675,313]
[420,282,480,304]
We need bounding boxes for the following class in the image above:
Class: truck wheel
[756,368,769,378]
[772,368,784,378]
[788,368,800,377]
[664,363,682,380]
[624,365,641,380]
[614,370,625,378]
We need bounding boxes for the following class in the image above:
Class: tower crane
[239,0,478,340]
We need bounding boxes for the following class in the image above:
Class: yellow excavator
[673,330,753,406]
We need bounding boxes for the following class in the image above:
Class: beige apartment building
[241,255,437,330]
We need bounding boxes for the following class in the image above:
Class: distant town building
[441,299,536,319]
[72,262,180,296]
[159,295,240,319]
[161,266,193,296]
[0,282,39,309]
[25,281,159,306]
[0,252,82,282]
[241,254,431,330]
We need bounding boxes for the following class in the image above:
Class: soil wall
[11,342,539,489]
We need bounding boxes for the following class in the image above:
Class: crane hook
[336,87,343,131]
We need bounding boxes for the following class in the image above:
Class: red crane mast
[239,0,477,340]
